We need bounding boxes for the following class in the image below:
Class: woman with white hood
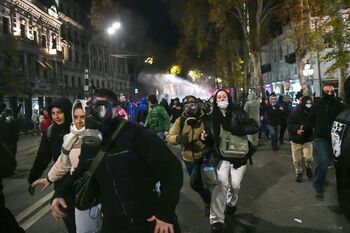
[32,99,102,233]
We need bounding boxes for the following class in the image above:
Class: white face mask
[217,100,229,109]
[305,104,312,109]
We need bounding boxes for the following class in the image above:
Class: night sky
[114,0,179,54]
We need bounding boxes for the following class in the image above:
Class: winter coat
[304,96,344,139]
[54,119,183,232]
[243,91,260,124]
[144,104,170,132]
[331,108,350,215]
[28,98,72,184]
[208,105,259,168]
[166,110,209,162]
[137,98,148,124]
[287,106,313,144]
[266,104,282,126]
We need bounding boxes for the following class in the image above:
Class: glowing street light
[106,21,122,35]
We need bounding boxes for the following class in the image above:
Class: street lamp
[85,21,122,97]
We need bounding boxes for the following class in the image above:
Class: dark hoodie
[28,98,72,184]
[287,96,314,144]
[304,90,343,139]
[332,78,350,218]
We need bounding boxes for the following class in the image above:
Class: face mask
[217,100,229,109]
[305,104,312,109]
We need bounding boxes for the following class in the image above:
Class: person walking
[27,98,76,233]
[39,107,52,135]
[144,94,170,139]
[31,100,102,233]
[287,96,314,183]
[166,95,211,216]
[304,84,344,200]
[201,89,259,233]
[331,77,350,222]
[244,91,260,146]
[265,94,283,151]
[50,88,183,233]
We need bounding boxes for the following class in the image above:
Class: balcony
[261,64,272,74]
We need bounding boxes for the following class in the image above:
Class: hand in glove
[177,135,190,144]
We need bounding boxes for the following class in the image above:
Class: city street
[2,134,350,233]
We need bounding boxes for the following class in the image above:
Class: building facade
[0,0,130,119]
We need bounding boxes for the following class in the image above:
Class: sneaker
[295,173,303,183]
[204,203,210,217]
[211,222,224,233]
[315,192,324,200]
[306,167,313,179]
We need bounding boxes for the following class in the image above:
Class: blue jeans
[267,124,280,150]
[184,160,211,204]
[313,138,333,193]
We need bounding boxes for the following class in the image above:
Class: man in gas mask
[51,88,183,233]
[304,84,344,200]
[166,95,211,216]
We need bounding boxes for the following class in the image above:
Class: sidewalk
[236,137,349,233]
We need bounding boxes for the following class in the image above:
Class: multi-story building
[0,0,131,119]
[0,0,63,117]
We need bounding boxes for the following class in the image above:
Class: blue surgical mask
[217,100,229,109]
[305,104,312,109]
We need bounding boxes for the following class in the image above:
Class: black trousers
[0,192,25,233]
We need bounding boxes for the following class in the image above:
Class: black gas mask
[82,99,116,145]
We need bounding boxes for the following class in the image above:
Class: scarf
[61,123,85,155]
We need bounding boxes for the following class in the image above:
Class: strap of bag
[87,119,126,176]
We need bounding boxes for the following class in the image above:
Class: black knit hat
[48,98,72,125]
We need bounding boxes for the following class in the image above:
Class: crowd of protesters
[1,80,350,233]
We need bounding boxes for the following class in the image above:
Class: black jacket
[27,123,70,184]
[287,106,313,144]
[28,98,72,184]
[331,109,350,214]
[304,97,344,139]
[54,119,183,232]
[266,104,282,126]
[208,105,259,167]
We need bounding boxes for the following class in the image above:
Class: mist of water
[137,73,214,101]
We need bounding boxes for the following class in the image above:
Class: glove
[28,184,35,196]
[177,135,190,144]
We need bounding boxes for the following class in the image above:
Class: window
[91,79,95,86]
[279,44,283,61]
[97,80,100,88]
[41,35,46,48]
[33,31,37,43]
[2,17,9,33]
[20,23,25,38]
[71,76,76,87]
[102,81,105,88]
[78,77,82,87]
[75,51,79,63]
[51,34,57,49]
[64,75,68,87]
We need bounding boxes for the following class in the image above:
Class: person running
[50,88,183,233]
[287,96,314,183]
[331,77,350,222]
[166,95,211,216]
[201,89,259,233]
[304,84,344,200]
[31,100,102,233]
[27,98,75,233]
[144,94,170,139]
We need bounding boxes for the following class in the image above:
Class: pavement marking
[15,191,53,222]
[20,204,51,231]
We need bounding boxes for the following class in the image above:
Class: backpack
[218,126,249,159]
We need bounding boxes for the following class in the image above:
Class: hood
[48,98,72,125]
[247,91,258,101]
[71,99,87,123]
[141,98,148,105]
